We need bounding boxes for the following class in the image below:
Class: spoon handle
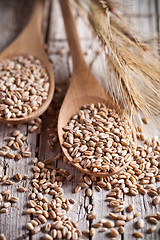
[59,0,86,72]
[0,0,45,58]
[21,0,45,40]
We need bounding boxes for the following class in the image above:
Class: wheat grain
[63,103,135,173]
[0,55,49,119]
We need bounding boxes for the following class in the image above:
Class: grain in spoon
[0,0,54,123]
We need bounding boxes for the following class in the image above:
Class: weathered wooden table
[0,0,160,239]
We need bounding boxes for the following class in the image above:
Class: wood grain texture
[0,2,34,239]
[0,0,160,239]
[0,124,34,240]
[122,1,160,240]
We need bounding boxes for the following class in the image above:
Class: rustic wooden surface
[0,0,159,239]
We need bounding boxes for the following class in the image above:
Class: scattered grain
[43,234,53,240]
[133,232,143,238]
[7,152,15,159]
[31,226,41,235]
[103,220,115,228]
[85,188,92,197]
[15,172,22,181]
[82,229,89,235]
[110,228,119,237]
[75,186,81,193]
[134,212,141,218]
[156,212,160,220]
[92,223,102,228]
[147,226,157,233]
[148,217,158,224]
[136,219,144,229]
[88,212,97,220]
[2,189,10,196]
[26,222,34,231]
[115,220,125,227]
[69,198,75,204]
[126,214,133,222]
[118,226,124,235]
[0,208,7,213]
[142,117,148,124]
[152,197,160,205]
[4,202,11,208]
[127,204,134,212]
[90,228,95,237]
[19,186,27,192]
[15,153,22,161]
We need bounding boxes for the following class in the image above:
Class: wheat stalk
[74,0,160,122]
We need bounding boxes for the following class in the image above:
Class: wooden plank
[0,124,37,239]
[0,1,48,239]
[89,40,116,240]
[121,1,160,240]
[0,1,36,239]
[90,1,160,240]
[32,2,93,239]
[122,0,157,41]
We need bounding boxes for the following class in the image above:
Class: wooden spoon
[58,0,136,177]
[0,0,54,123]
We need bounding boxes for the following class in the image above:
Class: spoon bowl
[58,93,136,177]
[0,0,55,123]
